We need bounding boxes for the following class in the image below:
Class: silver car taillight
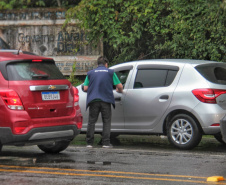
[192,88,226,104]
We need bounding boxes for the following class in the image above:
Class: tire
[38,140,71,154]
[167,114,202,150]
[214,132,226,145]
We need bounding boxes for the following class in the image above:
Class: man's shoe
[102,144,113,148]
[86,145,93,148]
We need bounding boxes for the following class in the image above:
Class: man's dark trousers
[86,101,112,146]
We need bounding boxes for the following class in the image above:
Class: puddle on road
[87,161,111,165]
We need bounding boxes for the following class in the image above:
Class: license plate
[41,91,60,100]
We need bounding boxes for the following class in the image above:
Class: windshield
[7,61,65,80]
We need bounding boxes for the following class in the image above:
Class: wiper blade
[32,74,49,79]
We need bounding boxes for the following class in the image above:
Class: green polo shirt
[84,72,121,103]
[84,72,121,86]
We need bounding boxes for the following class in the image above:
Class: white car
[77,59,226,150]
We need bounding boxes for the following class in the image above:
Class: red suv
[0,50,82,153]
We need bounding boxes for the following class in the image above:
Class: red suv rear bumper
[0,125,81,146]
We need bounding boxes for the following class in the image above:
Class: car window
[115,70,130,86]
[134,69,177,88]
[7,61,65,81]
[195,64,226,85]
[166,70,178,86]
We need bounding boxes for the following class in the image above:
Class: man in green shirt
[83,56,123,148]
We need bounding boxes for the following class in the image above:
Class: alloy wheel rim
[171,119,193,145]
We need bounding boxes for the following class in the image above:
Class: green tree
[66,0,226,64]
[166,0,226,61]
[0,0,45,9]
[1,0,225,63]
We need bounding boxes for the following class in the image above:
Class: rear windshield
[7,61,65,80]
[195,63,226,85]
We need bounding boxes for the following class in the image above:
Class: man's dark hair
[97,56,109,65]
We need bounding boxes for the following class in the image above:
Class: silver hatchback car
[77,59,226,150]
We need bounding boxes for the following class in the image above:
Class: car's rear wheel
[38,140,71,154]
[167,114,202,150]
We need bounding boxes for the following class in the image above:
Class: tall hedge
[66,0,226,64]
[167,0,226,62]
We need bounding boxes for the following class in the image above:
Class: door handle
[159,95,169,100]
[115,97,121,101]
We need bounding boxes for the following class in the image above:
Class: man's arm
[116,83,123,93]
[83,85,88,92]
[83,76,89,92]
[113,72,123,93]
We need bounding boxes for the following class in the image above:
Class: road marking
[0,164,207,179]
[0,165,225,184]
[207,176,224,182]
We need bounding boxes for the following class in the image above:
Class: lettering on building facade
[0,8,102,75]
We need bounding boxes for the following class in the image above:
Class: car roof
[110,59,220,70]
[125,59,218,65]
[0,50,52,62]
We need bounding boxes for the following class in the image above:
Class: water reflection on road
[0,135,226,185]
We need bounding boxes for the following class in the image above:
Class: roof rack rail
[0,49,22,53]
[0,49,37,55]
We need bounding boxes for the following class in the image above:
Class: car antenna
[17,47,21,55]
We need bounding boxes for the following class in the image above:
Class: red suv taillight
[73,87,83,129]
[73,87,79,107]
[192,89,226,104]
[0,90,24,110]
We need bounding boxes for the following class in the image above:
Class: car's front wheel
[167,114,202,150]
[38,140,71,154]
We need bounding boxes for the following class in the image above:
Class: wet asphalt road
[0,135,226,185]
